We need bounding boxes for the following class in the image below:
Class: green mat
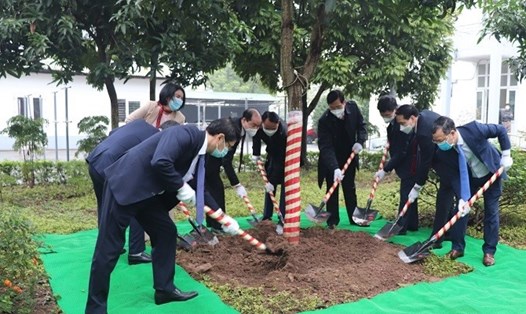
[41,209,526,313]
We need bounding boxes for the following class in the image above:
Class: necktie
[457,144,471,201]
[195,155,206,226]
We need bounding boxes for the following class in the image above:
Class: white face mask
[263,127,277,137]
[245,128,258,137]
[330,108,345,119]
[383,115,395,123]
[400,124,413,134]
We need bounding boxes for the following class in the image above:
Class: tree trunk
[301,94,309,169]
[149,52,158,101]
[280,0,302,110]
[105,77,119,129]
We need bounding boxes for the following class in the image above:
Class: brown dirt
[33,278,62,314]
[177,221,440,310]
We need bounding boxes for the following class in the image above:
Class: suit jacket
[317,100,368,187]
[252,121,287,184]
[104,125,206,206]
[208,117,243,186]
[413,110,441,186]
[383,119,414,179]
[86,120,159,177]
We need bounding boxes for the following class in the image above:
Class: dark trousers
[431,181,456,244]
[262,182,286,224]
[205,174,225,230]
[325,166,357,226]
[88,166,145,254]
[398,177,419,232]
[85,184,178,314]
[451,174,502,254]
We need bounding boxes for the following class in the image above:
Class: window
[128,101,140,114]
[499,61,517,133]
[33,97,42,119]
[18,97,27,117]
[475,62,490,122]
[118,99,126,122]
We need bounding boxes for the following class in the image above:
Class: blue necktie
[196,155,206,226]
[457,144,471,201]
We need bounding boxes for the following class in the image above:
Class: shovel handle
[204,205,269,252]
[368,142,390,201]
[242,195,258,216]
[391,199,413,226]
[177,202,203,236]
[256,160,285,224]
[431,167,504,241]
[322,152,356,203]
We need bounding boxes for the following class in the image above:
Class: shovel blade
[177,234,197,251]
[352,207,379,226]
[374,221,403,241]
[398,241,432,264]
[189,227,219,246]
[304,204,331,224]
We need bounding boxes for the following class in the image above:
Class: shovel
[305,152,356,224]
[177,234,197,251]
[398,167,504,264]
[242,195,262,226]
[177,202,219,246]
[352,143,389,226]
[374,199,412,241]
[204,205,284,256]
[256,160,285,226]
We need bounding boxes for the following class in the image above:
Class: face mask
[263,127,277,137]
[168,97,183,112]
[400,124,413,134]
[330,108,345,119]
[211,138,229,158]
[383,115,395,123]
[245,128,258,137]
[437,137,453,151]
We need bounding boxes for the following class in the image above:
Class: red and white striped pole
[368,142,390,200]
[283,111,302,244]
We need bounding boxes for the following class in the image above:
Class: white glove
[177,183,196,206]
[251,155,261,163]
[265,182,275,193]
[333,168,344,183]
[352,143,363,154]
[408,184,422,202]
[222,217,240,235]
[375,169,386,182]
[458,199,471,217]
[500,149,513,171]
[234,184,248,198]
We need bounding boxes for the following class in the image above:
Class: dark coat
[252,121,287,184]
[317,100,368,187]
[383,119,414,179]
[413,110,441,186]
[207,117,243,186]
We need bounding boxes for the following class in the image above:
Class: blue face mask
[437,138,453,151]
[168,97,183,112]
[211,138,229,158]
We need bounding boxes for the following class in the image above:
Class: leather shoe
[446,249,464,260]
[483,253,495,267]
[128,252,152,265]
[154,288,198,305]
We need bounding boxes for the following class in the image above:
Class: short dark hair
[377,95,398,113]
[158,83,186,109]
[207,117,241,143]
[242,108,260,122]
[395,104,419,120]
[432,116,457,135]
[327,89,345,104]
[262,111,280,123]
[159,120,179,130]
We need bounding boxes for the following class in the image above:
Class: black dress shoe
[128,252,152,265]
[446,249,464,260]
[154,288,198,305]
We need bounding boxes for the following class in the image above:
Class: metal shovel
[374,199,413,241]
[399,167,504,263]
[242,195,263,226]
[305,152,356,224]
[177,202,219,246]
[352,143,389,226]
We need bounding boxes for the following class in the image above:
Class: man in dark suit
[205,108,262,232]
[374,96,417,234]
[395,105,441,224]
[317,90,367,228]
[431,116,512,267]
[252,111,287,232]
[85,118,241,313]
[87,119,159,265]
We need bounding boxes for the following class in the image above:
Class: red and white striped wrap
[176,202,192,218]
[434,166,504,240]
[256,160,285,224]
[369,142,390,200]
[322,151,356,203]
[203,205,268,251]
[283,111,302,244]
[397,199,412,218]
[242,195,258,216]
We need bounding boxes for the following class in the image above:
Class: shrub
[0,205,46,314]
